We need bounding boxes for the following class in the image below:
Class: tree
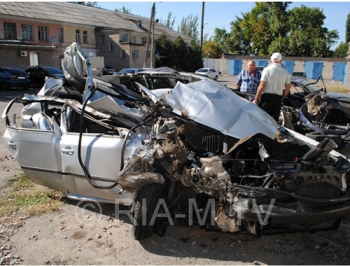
[115,6,132,14]
[226,2,339,57]
[202,40,221,58]
[155,34,175,68]
[212,28,229,55]
[73,2,99,7]
[346,13,350,43]
[334,42,349,58]
[159,12,175,29]
[178,14,199,44]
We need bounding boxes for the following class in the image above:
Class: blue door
[304,62,324,79]
[254,60,269,67]
[333,62,346,83]
[282,61,295,74]
[227,59,242,75]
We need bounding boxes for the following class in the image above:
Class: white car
[4,42,350,241]
[195,68,219,80]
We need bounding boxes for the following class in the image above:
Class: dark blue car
[0,67,31,90]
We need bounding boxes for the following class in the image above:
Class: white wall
[203,58,223,74]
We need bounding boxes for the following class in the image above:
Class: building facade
[0,2,191,71]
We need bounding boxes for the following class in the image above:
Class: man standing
[253,52,290,122]
[235,60,261,94]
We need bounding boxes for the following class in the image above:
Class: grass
[326,84,348,93]
[0,173,64,217]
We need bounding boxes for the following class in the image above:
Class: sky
[97,1,350,50]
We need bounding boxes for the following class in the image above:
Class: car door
[59,125,139,205]
[3,99,65,192]
[208,69,215,79]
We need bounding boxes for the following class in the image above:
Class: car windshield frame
[295,79,320,93]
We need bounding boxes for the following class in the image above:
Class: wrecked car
[3,43,350,241]
[281,76,350,156]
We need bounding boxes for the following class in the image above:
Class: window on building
[83,30,88,44]
[38,26,49,41]
[141,37,147,45]
[4,22,17,39]
[120,49,125,59]
[76,30,80,43]
[22,24,33,40]
[132,50,139,59]
[121,32,129,42]
[58,28,64,42]
[147,51,150,59]
[133,36,137,44]
[109,42,114,51]
[99,35,105,44]
[136,21,142,27]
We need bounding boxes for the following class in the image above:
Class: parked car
[113,68,144,75]
[195,68,219,80]
[25,66,65,85]
[4,43,350,241]
[0,67,31,90]
[290,71,307,82]
[102,66,116,75]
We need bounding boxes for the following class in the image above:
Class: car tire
[132,183,165,240]
[214,76,218,81]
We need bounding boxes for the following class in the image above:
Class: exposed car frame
[3,43,350,241]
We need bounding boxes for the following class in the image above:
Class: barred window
[99,35,105,44]
[4,22,17,39]
[132,50,139,59]
[76,30,80,43]
[38,26,49,41]
[22,24,33,40]
[109,42,114,51]
[58,28,64,42]
[83,30,88,44]
[121,32,129,42]
[120,49,125,59]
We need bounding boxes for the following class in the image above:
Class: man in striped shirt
[235,60,261,94]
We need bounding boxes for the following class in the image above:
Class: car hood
[139,79,279,140]
[326,91,350,103]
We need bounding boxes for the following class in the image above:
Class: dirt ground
[1,82,350,265]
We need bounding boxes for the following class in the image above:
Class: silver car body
[3,42,350,239]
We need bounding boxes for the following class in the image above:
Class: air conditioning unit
[20,51,28,57]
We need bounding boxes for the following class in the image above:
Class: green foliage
[178,14,199,44]
[74,1,99,7]
[202,40,222,58]
[226,2,339,57]
[334,42,349,58]
[115,6,132,14]
[346,13,350,43]
[0,174,63,217]
[155,34,202,71]
[159,12,176,29]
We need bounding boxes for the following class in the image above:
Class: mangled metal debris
[3,42,350,240]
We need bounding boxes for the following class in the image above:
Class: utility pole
[200,2,205,53]
[143,3,155,68]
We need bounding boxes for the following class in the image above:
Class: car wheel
[214,76,218,81]
[132,183,165,240]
